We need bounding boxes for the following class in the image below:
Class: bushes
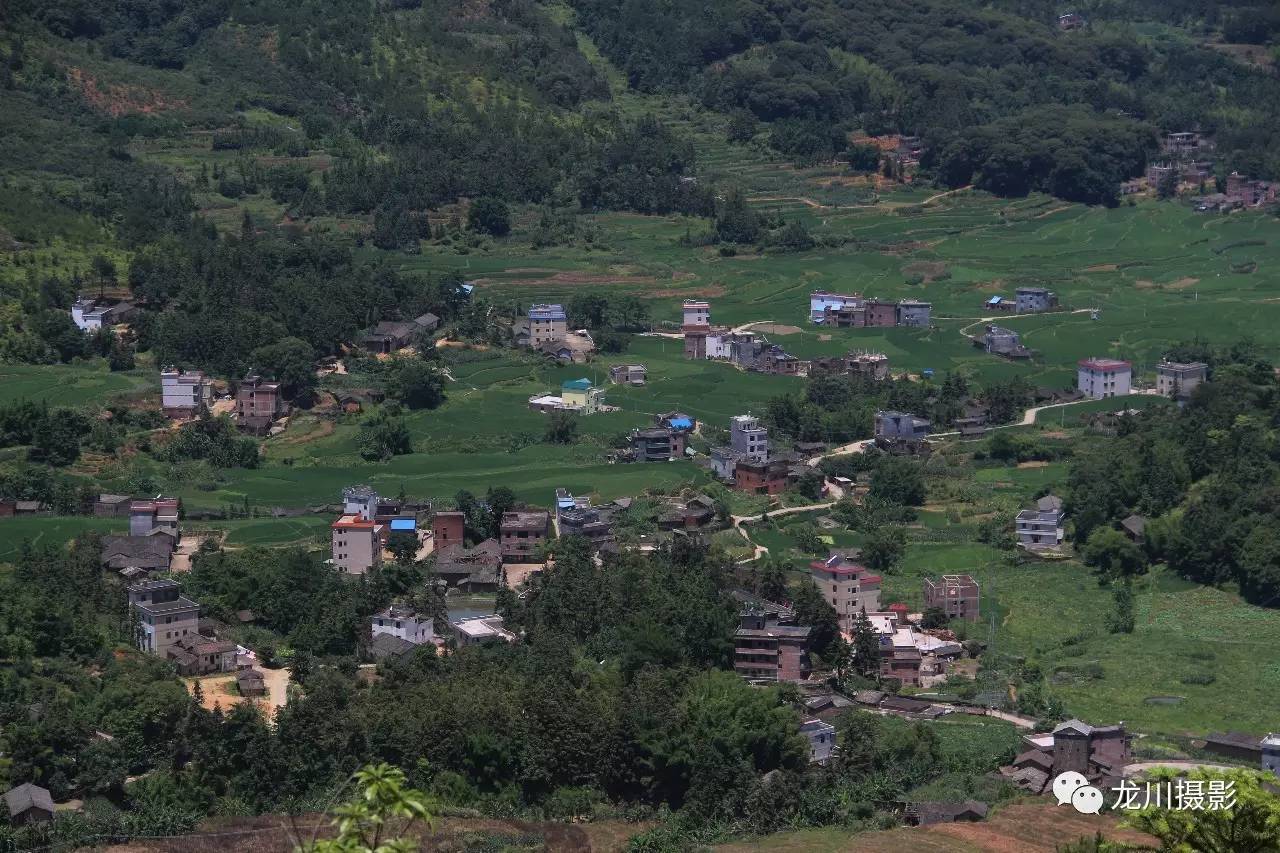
[159,416,259,469]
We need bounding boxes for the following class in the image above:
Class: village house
[1057,11,1085,30]
[235,373,288,434]
[810,290,865,324]
[801,719,838,764]
[500,510,550,562]
[167,634,237,677]
[94,493,133,517]
[536,329,595,364]
[1161,130,1210,158]
[1121,513,1146,543]
[130,497,180,537]
[1002,719,1131,794]
[705,328,746,359]
[734,610,812,683]
[682,299,712,359]
[556,492,616,549]
[129,579,200,660]
[897,300,931,327]
[901,801,989,827]
[923,574,980,622]
[453,614,517,646]
[1016,494,1065,548]
[811,553,882,632]
[983,295,1017,313]
[979,325,1033,359]
[848,351,890,380]
[371,603,435,647]
[1156,360,1208,403]
[71,297,136,333]
[631,426,686,462]
[655,411,696,434]
[609,364,647,385]
[160,368,213,420]
[359,314,439,354]
[1201,732,1264,764]
[734,458,790,495]
[431,511,465,549]
[237,668,268,696]
[656,494,717,531]
[880,630,924,687]
[526,304,568,347]
[865,300,899,327]
[1077,357,1132,399]
[331,513,384,575]
[3,783,54,827]
[1263,734,1280,777]
[1226,171,1278,207]
[730,414,769,462]
[1015,287,1057,313]
[874,410,931,453]
[433,539,504,590]
[100,534,174,574]
[528,378,605,415]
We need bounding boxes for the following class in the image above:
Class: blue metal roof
[562,378,592,391]
[668,416,693,430]
[987,295,1003,305]
[389,518,416,531]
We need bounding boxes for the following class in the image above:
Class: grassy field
[0,362,153,407]
[0,515,127,559]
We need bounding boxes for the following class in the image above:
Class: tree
[484,486,516,538]
[844,143,881,173]
[715,188,760,244]
[870,458,926,506]
[1107,580,1135,634]
[792,581,840,657]
[794,469,825,501]
[467,197,510,236]
[387,531,419,565]
[544,411,578,445]
[1156,167,1179,200]
[725,109,758,143]
[921,607,948,629]
[358,410,413,461]
[792,524,825,555]
[1081,527,1147,579]
[250,337,316,399]
[1124,769,1280,853]
[385,360,445,410]
[850,610,880,680]
[299,763,435,853]
[861,525,906,573]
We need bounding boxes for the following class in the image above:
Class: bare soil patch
[901,261,950,282]
[751,323,803,335]
[1016,461,1049,469]
[66,68,188,116]
[649,284,727,298]
[1167,276,1200,290]
[1084,263,1118,272]
[818,334,833,341]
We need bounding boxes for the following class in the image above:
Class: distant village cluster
[1119,130,1277,212]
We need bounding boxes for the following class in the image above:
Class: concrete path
[1123,760,1239,776]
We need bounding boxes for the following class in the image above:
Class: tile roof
[4,783,54,817]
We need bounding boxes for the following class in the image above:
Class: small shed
[236,668,267,698]
[1121,514,1146,542]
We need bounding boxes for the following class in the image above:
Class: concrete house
[811,553,882,631]
[527,304,567,347]
[331,513,385,575]
[810,291,864,324]
[734,458,790,495]
[682,300,711,359]
[730,414,769,463]
[71,298,136,333]
[980,325,1032,359]
[168,635,237,676]
[4,783,54,827]
[1016,495,1065,547]
[500,510,550,562]
[865,300,898,327]
[559,378,605,414]
[371,603,435,647]
[1015,287,1057,313]
[875,411,930,443]
[1156,360,1208,402]
[360,314,439,354]
[923,574,980,621]
[94,493,133,517]
[453,614,517,646]
[130,498,179,537]
[236,373,288,434]
[609,364,647,385]
[129,579,200,659]
[734,610,812,683]
[896,300,931,327]
[631,426,686,462]
[236,668,268,696]
[801,719,838,764]
[1077,358,1131,399]
[1263,734,1280,777]
[160,368,212,420]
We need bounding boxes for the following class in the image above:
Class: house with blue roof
[984,295,1015,313]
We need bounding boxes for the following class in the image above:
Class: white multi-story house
[1016,495,1065,547]
[128,579,200,659]
[160,368,212,420]
[332,514,384,575]
[371,604,434,646]
[1077,358,1132,399]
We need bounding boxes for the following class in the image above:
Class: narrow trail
[921,184,972,205]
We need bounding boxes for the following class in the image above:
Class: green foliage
[301,763,435,853]
[543,411,579,445]
[1107,581,1136,634]
[869,458,926,507]
[385,359,446,411]
[466,198,511,237]
[1123,769,1280,852]
[251,337,317,399]
[1083,528,1147,580]
[358,409,414,462]
[861,525,906,573]
[714,187,761,244]
[160,415,260,469]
